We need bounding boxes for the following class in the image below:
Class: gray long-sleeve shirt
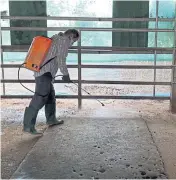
[34,33,71,78]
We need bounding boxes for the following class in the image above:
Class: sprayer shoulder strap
[40,56,57,70]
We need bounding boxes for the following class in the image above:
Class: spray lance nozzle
[70,82,105,107]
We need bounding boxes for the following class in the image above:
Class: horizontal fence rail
[0,79,172,85]
[1,64,175,69]
[1,46,174,54]
[1,27,175,32]
[1,16,175,22]
[0,95,170,100]
[1,15,175,106]
[1,95,170,100]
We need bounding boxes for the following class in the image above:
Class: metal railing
[1,4,176,108]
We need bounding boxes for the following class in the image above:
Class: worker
[23,29,80,135]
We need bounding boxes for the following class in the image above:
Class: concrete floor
[11,107,167,179]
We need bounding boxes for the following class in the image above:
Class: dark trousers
[30,72,55,110]
[23,72,57,130]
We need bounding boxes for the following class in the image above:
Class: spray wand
[18,68,105,106]
[71,82,105,106]
[55,75,105,106]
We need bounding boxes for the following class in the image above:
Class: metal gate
[1,1,176,109]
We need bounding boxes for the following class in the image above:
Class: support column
[112,1,149,47]
[78,31,82,109]
[170,3,176,113]
[9,1,47,45]
[171,51,176,113]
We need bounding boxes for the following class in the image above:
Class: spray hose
[18,63,51,97]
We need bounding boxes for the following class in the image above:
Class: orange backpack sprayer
[24,36,52,72]
[18,36,55,96]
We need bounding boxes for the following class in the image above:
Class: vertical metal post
[78,30,82,108]
[0,30,5,95]
[171,1,176,113]
[153,0,159,97]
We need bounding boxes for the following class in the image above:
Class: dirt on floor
[0,99,77,179]
[1,99,176,179]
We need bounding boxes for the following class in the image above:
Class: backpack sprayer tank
[18,36,53,96]
[24,36,52,72]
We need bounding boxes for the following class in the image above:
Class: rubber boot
[45,103,64,126]
[23,106,43,135]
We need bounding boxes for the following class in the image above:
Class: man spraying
[23,29,79,135]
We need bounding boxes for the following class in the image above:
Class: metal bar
[1,50,173,54]
[1,95,78,99]
[81,80,171,85]
[1,50,174,54]
[81,65,174,69]
[0,32,5,95]
[153,0,159,97]
[1,45,174,51]
[79,51,173,54]
[1,27,175,32]
[78,31,82,108]
[1,46,79,52]
[82,96,170,100]
[80,46,174,51]
[1,45,174,55]
[0,64,78,68]
[1,16,175,22]
[0,80,77,83]
[1,79,172,85]
[1,48,174,54]
[1,64,174,69]
[1,95,170,100]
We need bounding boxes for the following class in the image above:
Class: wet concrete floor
[11,107,167,179]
